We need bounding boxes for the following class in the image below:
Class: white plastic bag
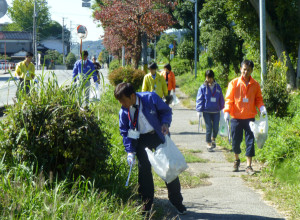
[145,135,188,183]
[172,93,180,106]
[90,82,101,100]
[249,115,268,149]
[219,110,228,137]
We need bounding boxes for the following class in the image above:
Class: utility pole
[122,46,125,67]
[33,0,37,68]
[194,0,198,79]
[259,0,266,86]
[62,17,66,64]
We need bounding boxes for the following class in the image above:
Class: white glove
[197,112,202,118]
[127,153,135,166]
[224,112,230,122]
[260,106,267,115]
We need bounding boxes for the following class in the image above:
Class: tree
[200,0,240,83]
[226,0,300,89]
[156,34,177,62]
[177,37,194,73]
[6,0,51,36]
[93,0,176,69]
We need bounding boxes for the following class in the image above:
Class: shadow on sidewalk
[180,211,285,220]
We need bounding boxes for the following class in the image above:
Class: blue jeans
[203,112,220,143]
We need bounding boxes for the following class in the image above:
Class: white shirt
[129,97,154,134]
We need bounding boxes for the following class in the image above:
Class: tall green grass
[0,159,142,219]
[0,73,142,218]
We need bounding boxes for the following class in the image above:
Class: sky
[0,0,104,42]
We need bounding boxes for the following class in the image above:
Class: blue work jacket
[196,81,225,113]
[119,92,172,153]
[72,59,97,82]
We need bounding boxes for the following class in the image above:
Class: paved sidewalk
[155,90,285,220]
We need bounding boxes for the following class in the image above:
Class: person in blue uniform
[114,82,187,215]
[72,50,98,105]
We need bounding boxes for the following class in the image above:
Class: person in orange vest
[161,63,176,96]
[223,60,267,175]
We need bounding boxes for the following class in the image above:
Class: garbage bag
[219,110,228,137]
[90,82,101,100]
[172,93,180,106]
[145,135,188,183]
[249,114,268,149]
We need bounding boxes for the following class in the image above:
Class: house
[40,36,68,55]
[0,31,32,58]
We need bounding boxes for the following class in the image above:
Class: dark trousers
[203,112,220,143]
[17,79,30,97]
[135,132,183,211]
[231,118,255,157]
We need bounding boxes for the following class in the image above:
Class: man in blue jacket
[72,50,98,105]
[114,82,187,215]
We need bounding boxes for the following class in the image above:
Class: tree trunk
[249,0,296,89]
[132,32,142,69]
[142,32,148,74]
[297,41,300,88]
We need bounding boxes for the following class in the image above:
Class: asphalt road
[0,68,109,108]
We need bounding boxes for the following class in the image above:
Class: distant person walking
[142,62,168,100]
[114,82,187,215]
[224,60,267,175]
[92,57,101,82]
[161,63,176,96]
[15,51,35,96]
[196,70,225,152]
[72,50,98,105]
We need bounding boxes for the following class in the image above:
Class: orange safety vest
[161,70,176,91]
[224,76,264,119]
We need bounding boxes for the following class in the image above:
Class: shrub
[65,52,77,70]
[108,66,145,91]
[262,55,290,117]
[170,58,191,76]
[108,59,122,73]
[0,73,112,182]
[199,52,214,70]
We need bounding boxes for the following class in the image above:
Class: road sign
[168,44,173,49]
[82,2,91,7]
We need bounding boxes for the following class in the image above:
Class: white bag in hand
[90,82,101,100]
[249,115,268,149]
[172,93,180,106]
[145,135,188,183]
[219,110,228,137]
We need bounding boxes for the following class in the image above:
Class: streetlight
[188,0,198,78]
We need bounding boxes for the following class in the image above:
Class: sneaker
[207,145,214,152]
[233,159,240,172]
[172,203,187,215]
[211,141,216,148]
[246,166,255,175]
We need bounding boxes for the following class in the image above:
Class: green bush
[65,52,77,70]
[108,66,145,91]
[108,59,122,73]
[0,73,111,182]
[262,55,290,117]
[170,58,191,76]
[199,52,214,70]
